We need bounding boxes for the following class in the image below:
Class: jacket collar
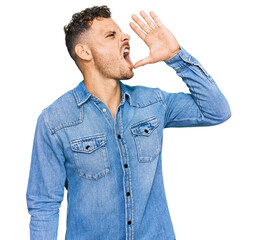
[73,80,132,107]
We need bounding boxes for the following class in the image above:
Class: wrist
[165,46,181,61]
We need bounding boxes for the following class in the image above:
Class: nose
[121,32,130,42]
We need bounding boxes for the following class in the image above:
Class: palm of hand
[129,10,180,68]
[145,27,179,63]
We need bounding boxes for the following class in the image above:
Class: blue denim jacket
[26,46,231,240]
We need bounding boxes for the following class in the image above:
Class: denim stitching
[156,88,171,129]
[91,101,113,129]
[175,64,188,73]
[48,106,83,134]
[71,134,110,180]
[134,131,161,162]
[73,87,90,106]
[71,134,106,143]
[130,98,162,107]
[121,128,135,240]
[130,116,157,128]
[130,116,161,162]
[73,88,80,105]
[117,105,134,240]
[156,88,167,110]
[42,109,65,153]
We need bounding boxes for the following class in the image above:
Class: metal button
[102,108,106,112]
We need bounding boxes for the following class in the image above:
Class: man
[26,5,231,240]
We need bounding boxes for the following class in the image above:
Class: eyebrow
[104,28,122,36]
[105,31,116,36]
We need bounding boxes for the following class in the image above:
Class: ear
[74,44,92,61]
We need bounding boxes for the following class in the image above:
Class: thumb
[134,56,152,69]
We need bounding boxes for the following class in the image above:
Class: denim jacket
[26,46,231,240]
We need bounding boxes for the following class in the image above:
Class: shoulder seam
[45,106,84,134]
[155,88,167,110]
[42,109,65,153]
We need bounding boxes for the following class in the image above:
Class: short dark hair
[64,5,111,61]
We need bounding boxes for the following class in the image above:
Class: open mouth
[123,46,134,69]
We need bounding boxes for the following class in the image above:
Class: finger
[131,14,151,34]
[129,22,146,41]
[149,11,164,28]
[139,10,157,30]
[134,56,152,69]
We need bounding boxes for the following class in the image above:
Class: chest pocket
[71,134,111,180]
[130,116,161,163]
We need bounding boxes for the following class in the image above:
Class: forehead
[90,17,120,35]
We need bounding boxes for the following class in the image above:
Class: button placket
[93,101,115,129]
[114,104,134,239]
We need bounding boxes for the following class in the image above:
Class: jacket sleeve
[26,109,66,240]
[157,45,231,128]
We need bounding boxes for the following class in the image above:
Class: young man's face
[86,17,134,80]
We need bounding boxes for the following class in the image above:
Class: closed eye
[106,31,116,38]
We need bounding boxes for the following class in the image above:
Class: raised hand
[129,10,181,69]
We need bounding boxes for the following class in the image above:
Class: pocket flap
[130,117,159,136]
[71,135,106,153]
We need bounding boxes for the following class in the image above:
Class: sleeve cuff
[164,45,200,72]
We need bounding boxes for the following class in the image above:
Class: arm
[129,10,231,127]
[158,46,231,128]
[26,110,66,239]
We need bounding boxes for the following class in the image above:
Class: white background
[0,0,256,239]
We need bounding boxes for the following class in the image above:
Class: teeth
[124,49,129,53]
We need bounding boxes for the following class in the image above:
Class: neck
[82,69,122,113]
